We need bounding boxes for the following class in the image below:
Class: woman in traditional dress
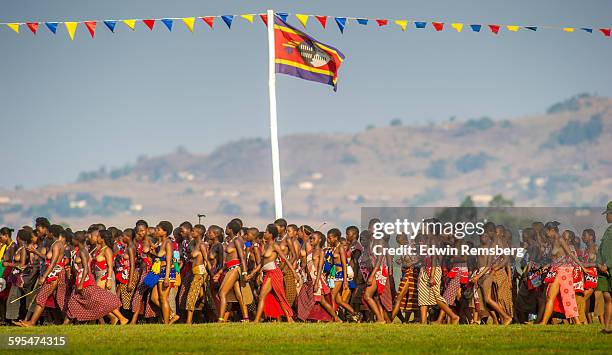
[215,220,249,322]
[93,230,116,294]
[15,225,68,327]
[116,229,137,312]
[5,229,31,321]
[253,224,295,323]
[65,231,128,325]
[327,228,361,321]
[537,222,593,325]
[150,221,180,324]
[581,229,599,323]
[130,220,157,324]
[417,231,460,325]
[391,233,420,322]
[183,224,209,324]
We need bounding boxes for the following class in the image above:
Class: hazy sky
[1,0,611,188]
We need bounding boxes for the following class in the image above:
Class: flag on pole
[273,15,345,90]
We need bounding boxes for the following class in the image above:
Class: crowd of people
[0,201,610,333]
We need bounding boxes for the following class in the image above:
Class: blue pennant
[45,22,58,34]
[104,20,117,32]
[335,17,347,33]
[356,18,368,25]
[276,13,289,22]
[581,27,593,33]
[161,19,173,31]
[470,24,482,32]
[525,26,538,31]
[415,22,427,29]
[221,15,233,29]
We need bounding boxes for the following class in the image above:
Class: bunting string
[2,11,610,40]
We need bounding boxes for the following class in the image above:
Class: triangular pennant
[104,20,117,32]
[451,23,464,32]
[563,27,574,33]
[143,19,155,31]
[221,15,233,29]
[7,23,20,33]
[470,24,481,32]
[277,13,289,22]
[123,19,136,30]
[45,22,58,34]
[26,22,39,34]
[182,17,195,32]
[581,28,593,33]
[315,15,327,28]
[600,28,611,37]
[415,22,427,29]
[394,20,408,31]
[84,21,97,38]
[202,16,214,29]
[65,22,78,40]
[506,25,519,32]
[260,14,268,26]
[295,14,309,28]
[241,14,254,23]
[432,22,444,31]
[356,18,369,25]
[376,19,389,27]
[161,19,173,31]
[489,24,501,34]
[335,17,347,33]
[525,26,538,31]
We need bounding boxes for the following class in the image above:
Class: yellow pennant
[123,19,136,30]
[241,14,254,23]
[65,22,78,40]
[295,14,309,28]
[182,17,195,32]
[506,25,520,32]
[394,20,408,31]
[451,23,464,32]
[563,27,575,32]
[7,23,20,33]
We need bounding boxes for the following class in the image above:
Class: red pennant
[489,24,501,34]
[600,28,611,37]
[26,22,39,34]
[143,19,155,31]
[433,22,444,31]
[315,15,327,28]
[202,16,214,29]
[260,14,267,26]
[84,21,97,38]
[376,19,389,27]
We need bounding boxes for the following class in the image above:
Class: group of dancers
[0,205,610,332]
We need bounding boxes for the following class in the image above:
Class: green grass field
[1,323,611,354]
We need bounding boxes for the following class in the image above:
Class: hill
[0,93,610,229]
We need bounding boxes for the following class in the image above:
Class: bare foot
[333,318,343,323]
[109,315,119,326]
[430,320,441,325]
[451,316,460,325]
[286,317,295,323]
[120,317,129,325]
[169,314,180,325]
[15,321,33,327]
[502,317,512,326]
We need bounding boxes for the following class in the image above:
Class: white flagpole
[267,9,283,219]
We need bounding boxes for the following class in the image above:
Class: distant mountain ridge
[1,93,610,229]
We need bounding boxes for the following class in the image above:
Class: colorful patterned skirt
[131,266,157,318]
[118,269,139,310]
[263,267,294,318]
[418,266,445,306]
[35,268,68,309]
[67,285,122,321]
[546,265,578,319]
[398,267,419,311]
